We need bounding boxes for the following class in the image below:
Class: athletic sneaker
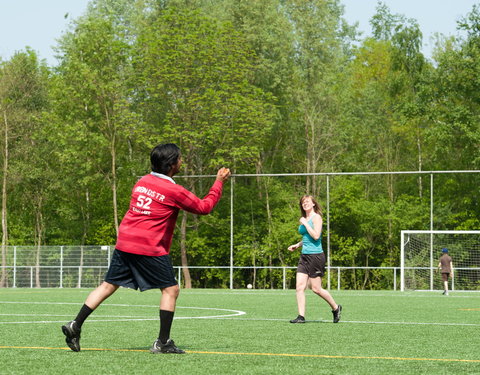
[150,339,185,354]
[289,315,306,324]
[332,305,342,323]
[61,320,81,352]
[442,291,449,296]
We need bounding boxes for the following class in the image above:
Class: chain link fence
[0,246,111,288]
[0,245,402,289]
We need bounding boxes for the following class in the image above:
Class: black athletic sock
[74,304,94,327]
[159,310,175,344]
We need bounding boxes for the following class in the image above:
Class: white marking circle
[0,301,246,324]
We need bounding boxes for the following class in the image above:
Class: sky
[0,0,478,66]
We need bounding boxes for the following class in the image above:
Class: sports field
[1,288,479,374]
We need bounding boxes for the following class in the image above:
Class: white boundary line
[184,317,480,327]
[0,301,246,324]
[2,317,479,327]
[1,300,479,326]
[1,312,478,328]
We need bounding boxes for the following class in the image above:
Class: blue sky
[0,0,478,66]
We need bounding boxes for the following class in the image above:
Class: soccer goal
[400,230,480,291]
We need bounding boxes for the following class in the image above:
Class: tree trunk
[111,141,119,235]
[105,105,119,235]
[417,131,423,198]
[305,110,314,194]
[0,110,8,287]
[180,211,192,288]
[77,190,89,289]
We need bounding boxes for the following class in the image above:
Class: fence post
[60,246,64,288]
[326,175,331,290]
[78,265,82,288]
[177,267,182,287]
[230,176,234,290]
[430,174,434,291]
[283,267,286,290]
[337,267,340,290]
[30,266,33,288]
[13,246,17,288]
[393,267,396,291]
[400,231,405,291]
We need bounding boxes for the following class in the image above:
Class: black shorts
[297,253,326,278]
[105,249,178,291]
[441,272,450,282]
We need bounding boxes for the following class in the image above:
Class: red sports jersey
[115,173,224,256]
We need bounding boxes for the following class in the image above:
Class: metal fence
[1,246,475,290]
[1,170,479,290]
[0,246,112,288]
[0,245,402,289]
[181,169,480,289]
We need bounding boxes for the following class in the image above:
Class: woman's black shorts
[297,253,326,278]
[105,249,178,291]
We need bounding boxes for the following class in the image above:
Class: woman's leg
[295,273,309,317]
[310,277,338,310]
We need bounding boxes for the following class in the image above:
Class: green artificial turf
[1,288,479,374]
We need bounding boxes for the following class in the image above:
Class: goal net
[400,230,480,291]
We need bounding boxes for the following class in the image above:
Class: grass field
[1,288,479,374]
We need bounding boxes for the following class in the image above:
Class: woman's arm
[288,241,303,251]
[300,215,322,240]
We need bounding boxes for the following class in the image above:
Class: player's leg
[310,277,337,310]
[290,272,308,323]
[149,254,184,354]
[310,278,342,323]
[309,252,342,323]
[61,281,119,352]
[159,284,180,341]
[442,273,449,295]
[62,249,131,352]
[85,281,119,309]
[151,285,184,354]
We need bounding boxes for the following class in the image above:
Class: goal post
[400,230,480,291]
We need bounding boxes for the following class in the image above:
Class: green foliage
[136,6,274,172]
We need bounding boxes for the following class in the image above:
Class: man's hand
[216,167,231,182]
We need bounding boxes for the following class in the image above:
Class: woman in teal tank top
[288,195,342,324]
[298,214,323,254]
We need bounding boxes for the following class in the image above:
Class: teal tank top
[298,214,323,254]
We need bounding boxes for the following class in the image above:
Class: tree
[284,0,352,196]
[54,8,146,241]
[426,4,480,227]
[0,50,49,286]
[136,6,274,287]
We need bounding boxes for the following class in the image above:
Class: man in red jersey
[62,143,231,354]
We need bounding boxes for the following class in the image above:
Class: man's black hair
[150,143,181,174]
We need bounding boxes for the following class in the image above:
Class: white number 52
[136,195,152,209]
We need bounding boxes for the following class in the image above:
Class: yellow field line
[0,346,479,363]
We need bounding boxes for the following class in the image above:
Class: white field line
[2,318,479,327]
[0,315,479,327]
[0,301,246,324]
